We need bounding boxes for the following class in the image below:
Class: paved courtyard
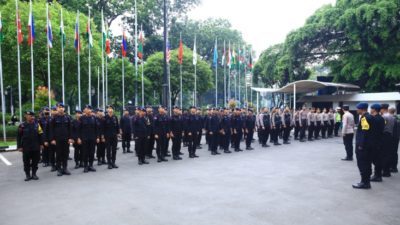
[0,137,399,225]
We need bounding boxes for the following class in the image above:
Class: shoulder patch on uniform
[361,117,370,131]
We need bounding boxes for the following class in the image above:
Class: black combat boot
[24,171,31,181]
[31,169,39,180]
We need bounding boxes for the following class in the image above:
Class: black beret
[381,104,389,110]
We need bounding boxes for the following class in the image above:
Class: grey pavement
[0,137,399,225]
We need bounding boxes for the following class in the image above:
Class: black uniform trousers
[209,133,218,152]
[156,135,168,159]
[391,137,399,170]
[343,133,354,159]
[371,145,383,177]
[187,133,198,155]
[82,139,96,167]
[49,144,56,166]
[221,132,231,150]
[334,122,341,136]
[322,121,328,138]
[233,132,242,150]
[135,137,147,162]
[308,123,314,140]
[73,143,83,165]
[23,150,40,174]
[382,133,394,174]
[328,120,334,137]
[356,145,372,183]
[271,127,280,143]
[294,121,300,139]
[314,122,321,139]
[41,146,49,164]
[55,140,70,169]
[146,135,155,156]
[106,136,118,164]
[245,130,254,148]
[196,130,202,147]
[171,134,182,157]
[283,126,291,142]
[122,133,131,151]
[97,142,106,161]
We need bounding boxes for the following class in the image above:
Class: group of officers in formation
[17,102,399,189]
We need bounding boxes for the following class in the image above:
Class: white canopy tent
[251,80,361,112]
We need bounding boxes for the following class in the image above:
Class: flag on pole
[138,29,144,59]
[86,18,93,48]
[46,7,53,48]
[193,37,197,65]
[248,52,253,70]
[16,11,23,44]
[102,15,106,49]
[121,30,127,57]
[178,35,183,65]
[0,13,3,43]
[74,12,80,52]
[221,40,225,66]
[227,42,231,69]
[231,48,236,68]
[60,9,65,47]
[28,3,35,45]
[166,40,171,63]
[105,23,111,55]
[213,39,218,68]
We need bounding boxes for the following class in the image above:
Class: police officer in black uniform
[185,106,200,158]
[220,108,232,153]
[39,107,51,167]
[207,108,221,155]
[244,109,256,150]
[170,106,184,160]
[282,108,292,144]
[104,105,120,169]
[17,111,43,181]
[133,107,150,165]
[145,106,156,159]
[154,106,170,162]
[96,109,107,165]
[72,110,83,169]
[353,102,374,189]
[79,105,99,173]
[232,108,244,152]
[120,108,133,154]
[369,104,385,182]
[50,103,73,177]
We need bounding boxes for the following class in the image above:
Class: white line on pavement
[0,153,12,166]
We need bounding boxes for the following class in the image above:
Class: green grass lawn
[0,141,17,147]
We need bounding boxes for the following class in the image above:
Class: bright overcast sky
[188,0,336,57]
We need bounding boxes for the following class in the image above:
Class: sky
[188,0,336,57]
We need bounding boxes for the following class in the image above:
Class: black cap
[56,102,65,107]
[75,110,82,114]
[85,104,92,109]
[42,107,50,111]
[106,105,114,109]
[51,106,57,111]
[343,105,349,111]
[25,111,35,116]
[123,108,129,111]
[381,104,389,110]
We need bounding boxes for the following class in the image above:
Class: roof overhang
[251,80,360,94]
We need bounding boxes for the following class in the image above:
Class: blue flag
[213,39,218,68]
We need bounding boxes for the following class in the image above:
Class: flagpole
[97,67,100,107]
[15,0,22,122]
[29,0,34,110]
[228,41,231,102]
[46,3,51,108]
[101,9,105,110]
[122,57,125,109]
[223,40,226,107]
[0,32,6,141]
[134,0,138,106]
[238,45,241,106]
[244,47,247,106]
[87,6,91,105]
[179,33,183,109]
[105,54,108,107]
[250,48,253,104]
[215,39,218,107]
[140,24,144,107]
[193,35,197,107]
[77,10,81,110]
[61,8,65,104]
